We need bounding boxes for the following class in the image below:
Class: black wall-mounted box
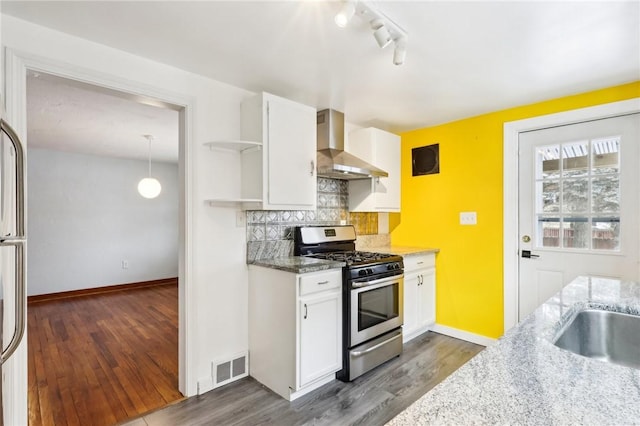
[412,144,439,176]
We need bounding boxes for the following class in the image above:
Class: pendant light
[138,134,162,199]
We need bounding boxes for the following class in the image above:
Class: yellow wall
[392,81,640,338]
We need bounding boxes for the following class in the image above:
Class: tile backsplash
[246,177,378,260]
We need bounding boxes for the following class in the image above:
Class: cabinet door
[298,291,341,388]
[417,267,436,328]
[266,97,317,209]
[403,272,420,338]
[347,128,400,212]
[372,130,400,211]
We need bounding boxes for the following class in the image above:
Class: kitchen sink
[553,308,640,369]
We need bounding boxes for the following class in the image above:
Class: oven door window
[358,283,399,331]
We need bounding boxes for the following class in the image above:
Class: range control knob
[366,268,373,275]
[358,269,367,277]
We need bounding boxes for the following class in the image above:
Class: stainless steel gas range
[294,225,404,381]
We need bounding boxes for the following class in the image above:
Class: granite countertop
[370,246,439,256]
[248,256,344,274]
[248,245,438,274]
[387,276,640,425]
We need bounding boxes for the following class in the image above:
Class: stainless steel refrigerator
[0,115,26,426]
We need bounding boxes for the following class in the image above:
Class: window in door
[535,136,620,251]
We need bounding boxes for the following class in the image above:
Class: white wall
[2,14,253,397]
[27,148,179,296]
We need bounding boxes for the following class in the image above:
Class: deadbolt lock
[522,235,531,243]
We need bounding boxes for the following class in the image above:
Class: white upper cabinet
[347,127,401,212]
[241,92,317,210]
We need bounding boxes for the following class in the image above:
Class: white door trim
[3,47,196,400]
[503,97,640,332]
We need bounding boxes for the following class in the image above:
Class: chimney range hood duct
[316,109,388,180]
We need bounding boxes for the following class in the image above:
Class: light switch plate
[460,211,477,225]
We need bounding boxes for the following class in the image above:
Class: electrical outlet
[121,260,129,269]
[460,212,477,225]
[236,211,246,227]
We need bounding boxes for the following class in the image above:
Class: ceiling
[3,1,639,162]
[26,71,180,163]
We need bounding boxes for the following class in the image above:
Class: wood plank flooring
[28,281,183,426]
[122,331,484,426]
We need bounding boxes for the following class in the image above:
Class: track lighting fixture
[334,1,355,28]
[334,0,408,66]
[393,39,407,66]
[371,18,392,49]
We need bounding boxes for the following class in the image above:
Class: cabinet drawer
[403,253,435,272]
[299,269,341,296]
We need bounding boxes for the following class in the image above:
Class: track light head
[335,1,355,28]
[371,18,392,48]
[393,38,408,66]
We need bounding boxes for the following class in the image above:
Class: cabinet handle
[418,274,423,285]
[310,160,315,176]
[417,261,424,265]
[304,303,308,319]
[317,280,329,285]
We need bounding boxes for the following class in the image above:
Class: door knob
[522,235,531,243]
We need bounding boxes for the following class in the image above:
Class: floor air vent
[212,352,248,389]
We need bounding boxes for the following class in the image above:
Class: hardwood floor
[28,281,484,426]
[28,281,183,426]
[122,331,484,426]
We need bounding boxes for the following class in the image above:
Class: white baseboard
[403,325,430,343]
[430,324,496,347]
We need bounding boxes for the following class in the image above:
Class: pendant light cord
[146,135,154,177]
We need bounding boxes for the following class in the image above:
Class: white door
[518,114,640,320]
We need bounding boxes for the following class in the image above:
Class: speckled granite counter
[248,256,344,274]
[387,276,640,425]
[370,246,439,257]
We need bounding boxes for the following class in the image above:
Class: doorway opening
[24,71,185,424]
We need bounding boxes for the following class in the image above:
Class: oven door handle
[352,274,404,289]
[351,332,403,357]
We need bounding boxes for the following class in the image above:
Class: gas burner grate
[308,250,395,265]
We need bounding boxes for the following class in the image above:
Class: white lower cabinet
[299,291,341,387]
[248,266,342,400]
[402,253,436,342]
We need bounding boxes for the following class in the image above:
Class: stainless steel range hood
[316,109,388,180]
